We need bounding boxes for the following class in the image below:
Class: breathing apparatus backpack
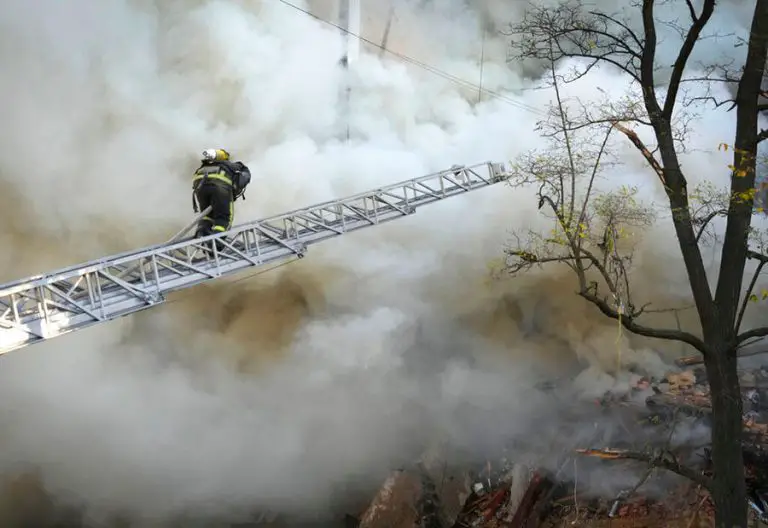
[230,162,251,200]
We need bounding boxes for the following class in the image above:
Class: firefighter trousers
[193,181,234,238]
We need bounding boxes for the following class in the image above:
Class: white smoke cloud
[0,0,764,524]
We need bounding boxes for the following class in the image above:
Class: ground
[345,361,768,528]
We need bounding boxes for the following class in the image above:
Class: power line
[276,0,545,116]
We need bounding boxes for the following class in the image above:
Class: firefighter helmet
[202,148,231,162]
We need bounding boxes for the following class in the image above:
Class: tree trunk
[713,0,768,324]
[704,346,747,528]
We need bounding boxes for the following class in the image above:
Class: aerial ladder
[0,161,509,354]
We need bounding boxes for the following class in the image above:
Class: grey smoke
[0,0,764,525]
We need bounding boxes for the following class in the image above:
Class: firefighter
[192,148,251,243]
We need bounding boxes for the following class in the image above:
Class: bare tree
[501,1,768,526]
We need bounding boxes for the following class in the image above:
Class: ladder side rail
[0,161,504,315]
[0,161,508,353]
[0,161,501,297]
[0,208,414,353]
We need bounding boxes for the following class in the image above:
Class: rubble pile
[351,364,768,527]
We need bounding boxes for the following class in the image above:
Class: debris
[676,349,768,368]
[503,464,535,524]
[358,471,421,528]
[355,364,768,527]
[666,370,696,392]
[418,443,473,525]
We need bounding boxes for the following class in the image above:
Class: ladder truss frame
[0,161,508,353]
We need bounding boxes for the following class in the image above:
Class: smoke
[0,0,764,525]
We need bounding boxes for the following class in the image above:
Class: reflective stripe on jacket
[192,163,235,187]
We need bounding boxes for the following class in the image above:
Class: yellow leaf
[749,294,759,302]
[762,289,768,300]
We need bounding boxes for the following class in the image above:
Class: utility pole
[338,0,360,142]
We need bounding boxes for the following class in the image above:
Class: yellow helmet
[202,148,230,162]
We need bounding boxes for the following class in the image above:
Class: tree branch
[506,251,577,271]
[577,247,619,294]
[735,252,768,334]
[676,346,768,367]
[640,0,663,118]
[550,38,641,83]
[736,327,768,345]
[611,121,666,185]
[588,11,643,49]
[576,448,712,490]
[506,3,644,84]
[550,39,575,223]
[747,249,768,263]
[577,126,613,239]
[663,0,717,119]
[578,288,707,353]
[684,0,698,23]
[694,208,728,243]
[734,250,768,345]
